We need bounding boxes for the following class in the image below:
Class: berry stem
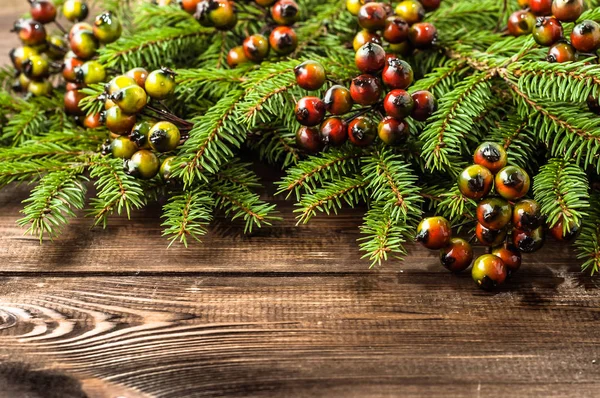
[53,20,67,35]
[145,104,194,129]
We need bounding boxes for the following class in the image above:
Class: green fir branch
[575,194,600,275]
[161,187,214,247]
[359,205,412,267]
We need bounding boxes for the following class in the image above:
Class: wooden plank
[0,275,599,397]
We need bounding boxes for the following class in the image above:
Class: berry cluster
[347,0,440,55]
[292,50,437,153]
[9,0,122,97]
[508,0,596,63]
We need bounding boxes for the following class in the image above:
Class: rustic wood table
[1,3,599,397]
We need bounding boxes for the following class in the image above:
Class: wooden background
[1,2,600,397]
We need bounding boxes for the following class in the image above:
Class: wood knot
[0,308,18,330]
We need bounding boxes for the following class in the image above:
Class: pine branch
[161,187,214,247]
[175,66,249,104]
[0,158,88,188]
[133,2,196,31]
[429,0,500,35]
[408,59,470,98]
[486,114,538,169]
[575,194,600,275]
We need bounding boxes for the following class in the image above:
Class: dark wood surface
[1,4,600,398]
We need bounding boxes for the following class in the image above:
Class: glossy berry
[271,0,299,26]
[17,74,31,91]
[320,117,348,147]
[473,142,507,174]
[63,0,89,22]
[295,96,326,126]
[30,0,57,24]
[408,23,438,49]
[68,22,93,40]
[383,89,414,119]
[112,85,148,115]
[492,244,522,276]
[350,74,383,105]
[388,41,412,56]
[159,156,177,181]
[111,136,138,159]
[125,150,160,180]
[571,20,600,52]
[22,55,49,80]
[126,67,149,87]
[552,0,584,22]
[130,121,153,148]
[145,69,176,100]
[65,82,81,91]
[28,80,52,96]
[512,199,543,231]
[181,0,202,13]
[440,237,473,273]
[296,126,323,153]
[547,41,576,63]
[243,34,270,62]
[104,106,137,135]
[323,85,353,115]
[383,16,409,44]
[46,34,68,60]
[532,17,563,46]
[395,0,425,25]
[476,223,507,247]
[195,0,238,30]
[14,19,46,46]
[64,89,86,116]
[346,0,363,16]
[227,46,249,67]
[353,30,382,51]
[411,90,437,121]
[269,26,298,55]
[83,112,102,129]
[507,10,536,36]
[294,60,326,91]
[477,197,512,230]
[529,0,552,15]
[355,43,386,73]
[70,30,98,60]
[549,218,581,241]
[458,164,494,200]
[357,3,387,32]
[75,60,106,85]
[378,116,409,146]
[106,75,138,95]
[416,216,452,250]
[382,57,413,89]
[347,116,377,147]
[513,227,545,253]
[472,254,507,290]
[518,0,530,7]
[94,12,122,44]
[421,0,441,11]
[9,46,38,71]
[149,121,181,152]
[495,165,530,200]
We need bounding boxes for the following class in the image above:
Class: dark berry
[571,20,600,52]
[378,116,409,146]
[549,218,581,242]
[195,0,238,30]
[476,223,507,247]
[416,216,452,250]
[411,90,437,121]
[93,12,122,44]
[513,227,545,253]
[294,60,326,91]
[492,244,522,276]
[357,3,387,32]
[243,34,269,62]
[355,42,386,74]
[408,22,438,49]
[30,0,57,24]
[473,142,507,174]
[63,0,89,22]
[382,57,413,89]
[532,17,563,46]
[383,89,414,119]
[477,197,512,230]
[421,0,441,11]
[64,89,86,116]
[269,26,298,55]
[149,121,181,152]
[130,121,153,149]
[70,29,98,60]
[547,41,576,63]
[111,136,138,159]
[353,30,382,51]
[296,126,323,153]
[529,0,552,16]
[458,165,493,200]
[323,85,353,115]
[125,150,160,179]
[508,10,536,36]
[320,117,348,146]
[104,106,137,135]
[145,69,176,100]
[350,74,383,105]
[512,199,543,231]
[383,16,409,44]
[14,19,47,46]
[395,0,424,25]
[587,94,600,114]
[295,96,326,126]
[495,165,530,200]
[552,0,584,22]
[440,237,473,273]
[472,254,507,290]
[347,116,377,147]
[271,0,299,26]
[388,40,412,56]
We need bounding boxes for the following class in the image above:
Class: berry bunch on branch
[0,0,599,285]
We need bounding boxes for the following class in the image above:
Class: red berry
[350,74,383,105]
[126,67,149,87]
[30,0,57,24]
[473,142,507,174]
[408,22,437,49]
[512,227,545,253]
[508,10,536,36]
[383,89,414,119]
[271,0,299,26]
[68,22,93,40]
[320,117,348,146]
[296,126,323,154]
[62,56,84,82]
[83,112,102,129]
[420,0,441,11]
[458,164,493,200]
[347,116,377,147]
[512,199,543,231]
[355,42,386,73]
[411,90,437,121]
[382,57,413,89]
[295,96,326,126]
[243,34,269,62]
[383,16,409,44]
[195,0,237,30]
[549,218,581,242]
[227,46,248,68]
[547,41,577,62]
[64,89,86,116]
[529,0,552,15]
[294,60,326,91]
[14,19,47,46]
[492,244,522,276]
[571,20,600,52]
[377,116,409,146]
[416,216,452,250]
[476,223,507,247]
[472,254,507,290]
[533,17,563,46]
[440,237,473,273]
[269,26,298,55]
[477,197,512,230]
[323,85,353,115]
[357,3,388,32]
[518,0,530,8]
[552,0,584,22]
[181,0,202,14]
[495,165,530,200]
